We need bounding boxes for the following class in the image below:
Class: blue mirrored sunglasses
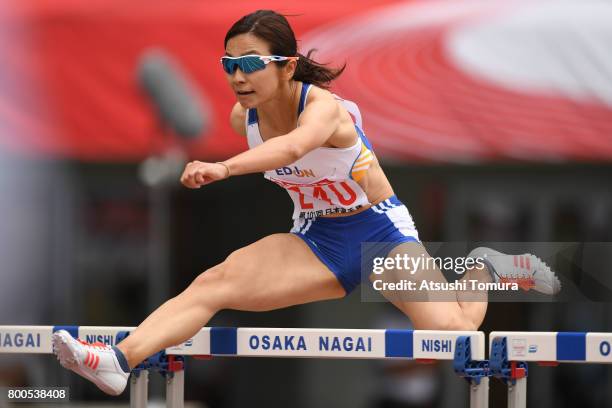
[220,55,299,74]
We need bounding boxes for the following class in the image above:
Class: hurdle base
[470,377,489,408]
[130,370,149,408]
[508,377,527,408]
[166,370,184,408]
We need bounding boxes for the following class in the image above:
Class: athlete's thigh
[371,241,465,330]
[218,233,346,311]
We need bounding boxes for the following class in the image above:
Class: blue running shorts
[291,195,420,294]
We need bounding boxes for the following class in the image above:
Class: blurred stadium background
[1,0,612,407]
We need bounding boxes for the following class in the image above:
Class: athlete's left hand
[180,161,229,188]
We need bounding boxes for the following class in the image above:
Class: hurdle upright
[489,331,612,408]
[0,325,487,408]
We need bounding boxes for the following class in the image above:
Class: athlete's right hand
[180,161,229,188]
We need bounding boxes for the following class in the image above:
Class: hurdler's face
[224,33,296,108]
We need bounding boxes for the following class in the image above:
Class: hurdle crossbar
[489,331,612,364]
[0,325,487,408]
[489,331,612,408]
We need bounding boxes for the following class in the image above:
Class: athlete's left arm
[180,96,339,189]
[223,97,340,176]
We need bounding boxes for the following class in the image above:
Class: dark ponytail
[224,10,345,89]
[294,49,345,89]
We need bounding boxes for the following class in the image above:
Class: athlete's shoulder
[300,84,339,119]
[304,84,336,104]
[229,102,247,137]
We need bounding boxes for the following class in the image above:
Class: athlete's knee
[413,313,479,332]
[190,263,227,290]
[187,250,251,305]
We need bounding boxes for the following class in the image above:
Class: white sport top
[246,83,375,220]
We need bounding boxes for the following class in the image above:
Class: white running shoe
[52,330,129,396]
[468,247,562,295]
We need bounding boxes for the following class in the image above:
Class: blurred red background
[1,0,611,162]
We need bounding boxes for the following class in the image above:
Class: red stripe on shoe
[520,256,524,268]
[84,351,91,366]
[526,257,531,270]
[92,354,100,371]
[514,256,518,267]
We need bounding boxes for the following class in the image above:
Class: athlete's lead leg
[53,233,345,394]
[119,233,345,366]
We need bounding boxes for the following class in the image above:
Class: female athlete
[52,10,560,395]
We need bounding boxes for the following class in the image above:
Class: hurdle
[0,325,487,408]
[489,331,612,408]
